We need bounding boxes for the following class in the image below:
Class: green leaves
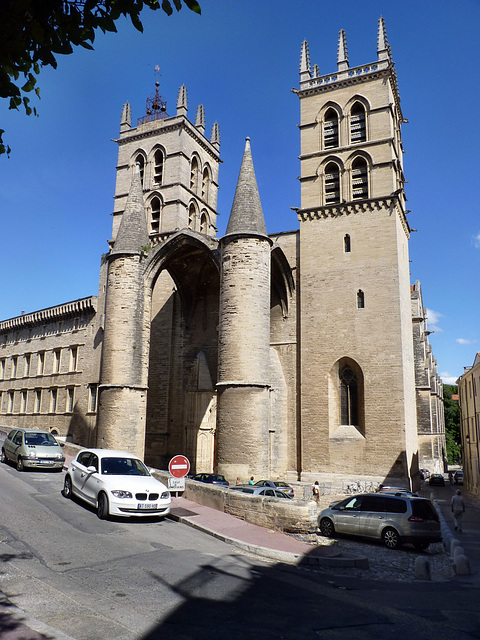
[0,0,201,156]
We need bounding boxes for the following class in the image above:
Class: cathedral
[0,19,445,489]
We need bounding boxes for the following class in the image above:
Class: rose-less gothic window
[340,366,358,426]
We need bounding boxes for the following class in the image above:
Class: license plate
[137,503,158,510]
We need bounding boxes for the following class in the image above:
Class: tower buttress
[216,138,272,480]
[337,29,349,71]
[195,104,205,134]
[177,84,188,116]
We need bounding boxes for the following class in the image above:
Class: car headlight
[161,491,170,500]
[27,452,37,459]
[55,453,63,459]
[111,490,133,499]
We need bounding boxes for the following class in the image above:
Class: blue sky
[1,0,478,384]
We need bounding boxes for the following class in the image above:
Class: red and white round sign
[168,455,190,478]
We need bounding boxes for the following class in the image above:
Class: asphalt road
[1,461,480,639]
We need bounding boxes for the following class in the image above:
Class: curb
[435,500,471,576]
[167,512,369,568]
[0,593,76,640]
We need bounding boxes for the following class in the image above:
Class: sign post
[168,455,190,496]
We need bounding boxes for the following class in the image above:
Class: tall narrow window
[88,385,98,413]
[324,108,339,149]
[37,352,45,376]
[24,354,31,377]
[200,212,208,235]
[7,391,14,413]
[50,388,57,413]
[53,349,61,374]
[357,289,365,309]
[324,162,340,204]
[340,367,358,426]
[34,389,42,414]
[135,155,145,186]
[20,390,27,413]
[344,234,351,253]
[0,358,5,379]
[66,387,74,413]
[188,203,196,230]
[69,346,78,372]
[201,167,210,202]
[352,157,368,200]
[350,102,366,143]
[153,149,163,185]
[150,197,161,234]
[190,157,199,192]
[11,356,17,378]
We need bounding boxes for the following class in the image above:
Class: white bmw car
[63,449,171,519]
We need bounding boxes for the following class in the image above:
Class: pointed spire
[337,29,349,71]
[210,122,220,149]
[176,84,188,117]
[195,104,205,133]
[112,165,149,254]
[225,138,268,238]
[377,17,391,61]
[299,40,311,82]
[120,102,131,132]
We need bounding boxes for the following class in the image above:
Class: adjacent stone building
[0,20,445,488]
[457,354,480,495]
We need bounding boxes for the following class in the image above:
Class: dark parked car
[454,470,464,485]
[428,474,445,486]
[318,493,441,550]
[419,468,430,480]
[192,473,229,486]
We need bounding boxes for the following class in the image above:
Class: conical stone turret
[216,138,272,481]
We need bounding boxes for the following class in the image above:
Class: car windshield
[25,433,58,446]
[101,457,150,476]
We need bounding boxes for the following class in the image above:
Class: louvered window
[352,158,368,200]
[135,155,145,186]
[325,163,340,204]
[324,109,339,149]
[190,157,199,192]
[153,150,163,185]
[151,197,161,234]
[350,103,366,143]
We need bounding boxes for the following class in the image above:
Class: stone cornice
[296,196,410,237]
[0,297,97,332]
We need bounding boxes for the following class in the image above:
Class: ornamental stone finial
[299,40,311,82]
[377,17,391,61]
[337,29,349,71]
[176,84,188,117]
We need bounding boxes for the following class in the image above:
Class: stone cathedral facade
[0,20,446,488]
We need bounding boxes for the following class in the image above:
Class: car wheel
[63,475,73,499]
[97,492,109,520]
[0,449,6,464]
[413,541,429,551]
[16,457,25,472]
[319,517,335,538]
[382,527,400,549]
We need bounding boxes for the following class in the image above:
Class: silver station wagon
[318,493,441,550]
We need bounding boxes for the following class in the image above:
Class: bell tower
[295,19,418,486]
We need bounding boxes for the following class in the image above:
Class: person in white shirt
[451,489,466,532]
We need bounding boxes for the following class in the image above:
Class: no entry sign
[168,455,190,478]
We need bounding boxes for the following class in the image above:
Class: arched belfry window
[150,196,161,234]
[357,289,365,309]
[324,109,339,149]
[350,102,366,143]
[324,162,340,204]
[188,202,196,230]
[202,167,210,202]
[200,211,208,234]
[153,149,164,185]
[135,155,145,186]
[340,366,358,426]
[344,234,351,253]
[190,157,199,193]
[351,157,368,200]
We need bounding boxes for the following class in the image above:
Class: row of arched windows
[323,156,369,204]
[131,149,213,207]
[146,195,211,236]
[322,100,367,150]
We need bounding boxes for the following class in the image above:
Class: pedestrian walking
[451,489,465,532]
[312,480,320,504]
[448,471,454,485]
[248,476,254,485]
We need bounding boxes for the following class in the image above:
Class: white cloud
[440,373,458,384]
[425,308,444,332]
[474,233,480,249]
[456,338,477,345]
